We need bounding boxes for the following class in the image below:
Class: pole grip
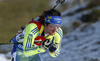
[52,0,65,9]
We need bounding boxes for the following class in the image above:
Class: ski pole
[52,0,65,9]
[0,41,43,45]
[0,42,23,45]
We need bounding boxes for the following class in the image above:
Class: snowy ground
[0,45,12,61]
[0,54,10,61]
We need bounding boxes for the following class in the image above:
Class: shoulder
[56,28,63,33]
[25,23,38,32]
[55,28,63,38]
[26,23,37,29]
[54,28,63,43]
[28,21,42,31]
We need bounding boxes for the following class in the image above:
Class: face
[44,23,60,35]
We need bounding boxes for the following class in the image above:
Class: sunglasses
[49,24,61,29]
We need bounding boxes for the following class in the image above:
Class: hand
[42,39,53,50]
[49,43,58,53]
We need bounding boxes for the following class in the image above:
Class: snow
[0,45,12,61]
[61,1,90,27]
[0,54,10,61]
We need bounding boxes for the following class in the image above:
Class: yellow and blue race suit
[11,21,63,61]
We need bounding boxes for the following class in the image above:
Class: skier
[11,9,63,61]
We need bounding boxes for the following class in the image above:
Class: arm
[23,23,46,57]
[49,28,63,58]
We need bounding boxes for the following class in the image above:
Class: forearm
[23,46,46,56]
[49,28,63,57]
[23,23,41,56]
[49,43,61,58]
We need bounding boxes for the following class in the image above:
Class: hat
[45,15,61,25]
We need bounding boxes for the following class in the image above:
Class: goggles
[49,24,61,29]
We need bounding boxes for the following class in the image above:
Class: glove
[42,39,53,50]
[49,43,58,53]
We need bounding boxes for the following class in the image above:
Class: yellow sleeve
[23,23,45,56]
[49,28,63,58]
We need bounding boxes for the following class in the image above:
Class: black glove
[42,39,53,50]
[49,43,58,52]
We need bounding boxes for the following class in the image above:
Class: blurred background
[0,0,52,43]
[0,0,100,61]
